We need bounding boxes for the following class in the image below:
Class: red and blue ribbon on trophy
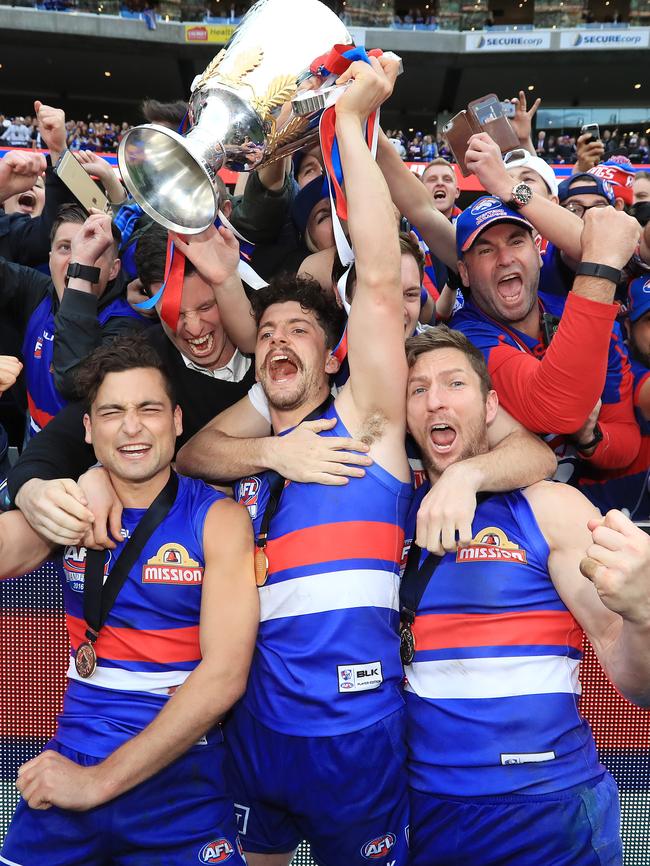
[138,41,384,341]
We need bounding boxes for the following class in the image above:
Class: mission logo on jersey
[456,526,527,564]
[142,542,204,585]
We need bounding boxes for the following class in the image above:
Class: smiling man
[402,325,650,866]
[0,335,258,866]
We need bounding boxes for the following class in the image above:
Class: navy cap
[558,173,615,205]
[627,274,650,323]
[455,196,534,259]
[290,176,328,237]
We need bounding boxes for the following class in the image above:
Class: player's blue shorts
[224,703,409,865]
[409,772,622,866]
[1,737,246,866]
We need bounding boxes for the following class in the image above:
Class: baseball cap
[290,175,328,236]
[558,173,615,205]
[503,148,559,197]
[627,274,650,323]
[455,196,534,259]
[292,147,323,185]
[589,157,635,207]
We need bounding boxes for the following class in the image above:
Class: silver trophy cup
[118,0,352,233]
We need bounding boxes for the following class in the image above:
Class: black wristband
[66,262,101,284]
[577,422,604,455]
[575,262,623,285]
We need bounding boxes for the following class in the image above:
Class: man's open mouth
[187,333,214,357]
[268,353,300,383]
[429,423,457,453]
[17,192,36,211]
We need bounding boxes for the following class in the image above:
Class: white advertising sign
[560,29,649,49]
[465,32,552,52]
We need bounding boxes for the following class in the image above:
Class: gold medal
[75,642,97,679]
[254,546,269,587]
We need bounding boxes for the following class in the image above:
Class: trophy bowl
[118,0,352,234]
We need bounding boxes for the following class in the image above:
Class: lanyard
[474,299,549,356]
[399,541,442,666]
[253,394,334,586]
[74,471,179,679]
[399,492,493,665]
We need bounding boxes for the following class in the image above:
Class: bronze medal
[399,624,415,666]
[254,546,269,587]
[75,642,97,679]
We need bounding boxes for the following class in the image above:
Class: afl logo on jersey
[361,833,396,859]
[198,838,234,863]
[238,476,261,518]
[456,526,527,564]
[142,542,204,585]
[62,546,111,592]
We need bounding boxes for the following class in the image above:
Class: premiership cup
[118,0,352,234]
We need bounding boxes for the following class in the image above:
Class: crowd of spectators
[5,113,648,167]
[0,114,133,153]
[387,126,650,165]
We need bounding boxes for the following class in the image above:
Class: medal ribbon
[133,209,269,328]
[80,471,180,658]
[254,394,335,586]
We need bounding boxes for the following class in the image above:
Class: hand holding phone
[443,93,519,176]
[580,123,600,143]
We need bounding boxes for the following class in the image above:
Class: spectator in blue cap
[558,172,616,217]
[290,175,333,254]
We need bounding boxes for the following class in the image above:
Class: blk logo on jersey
[142,542,204,585]
[238,476,261,518]
[338,661,383,693]
[198,839,234,863]
[456,526,527,564]
[361,833,396,859]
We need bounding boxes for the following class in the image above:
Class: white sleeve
[247,381,271,424]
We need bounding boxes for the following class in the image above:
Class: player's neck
[108,466,172,509]
[270,383,332,434]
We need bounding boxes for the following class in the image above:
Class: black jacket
[7,326,255,500]
[0,164,75,267]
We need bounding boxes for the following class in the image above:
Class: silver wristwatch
[507,182,533,210]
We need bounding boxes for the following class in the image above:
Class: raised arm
[333,59,404,436]
[466,132,585,261]
[170,224,257,354]
[15,496,259,810]
[527,483,650,707]
[376,129,457,270]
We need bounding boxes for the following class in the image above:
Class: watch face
[514,183,532,205]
